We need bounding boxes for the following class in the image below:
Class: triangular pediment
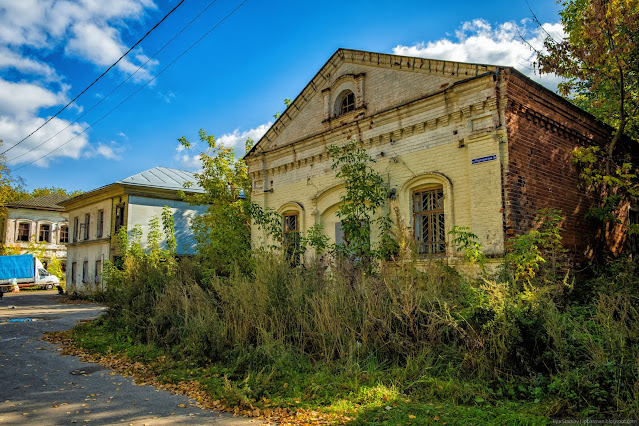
[246,48,502,158]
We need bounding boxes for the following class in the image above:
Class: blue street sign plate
[471,155,497,165]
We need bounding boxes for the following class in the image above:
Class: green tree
[179,129,253,276]
[537,0,639,251]
[538,0,639,171]
[327,140,389,266]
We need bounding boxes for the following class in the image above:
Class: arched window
[336,90,355,116]
[283,211,301,265]
[413,186,446,255]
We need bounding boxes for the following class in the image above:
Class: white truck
[0,254,60,291]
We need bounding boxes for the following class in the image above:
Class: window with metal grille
[413,187,446,255]
[39,224,51,243]
[339,91,355,115]
[283,212,300,264]
[17,222,30,242]
[60,225,69,243]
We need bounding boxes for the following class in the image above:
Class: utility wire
[0,0,185,156]
[13,0,248,171]
[7,0,221,163]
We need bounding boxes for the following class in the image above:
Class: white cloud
[1,114,90,167]
[0,47,58,79]
[0,78,66,119]
[157,90,176,104]
[393,19,565,91]
[90,141,125,160]
[0,0,158,168]
[217,122,272,154]
[65,22,155,83]
[175,123,272,170]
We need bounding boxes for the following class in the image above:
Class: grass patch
[63,316,554,424]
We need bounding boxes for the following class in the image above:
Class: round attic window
[335,90,355,116]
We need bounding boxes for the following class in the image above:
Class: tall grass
[99,243,639,417]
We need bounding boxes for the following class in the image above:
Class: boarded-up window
[115,203,125,233]
[73,217,79,242]
[95,260,102,284]
[413,187,446,255]
[97,210,104,238]
[17,222,30,242]
[335,222,344,245]
[39,224,51,243]
[83,214,90,240]
[283,212,300,264]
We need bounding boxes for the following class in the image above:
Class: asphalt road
[0,290,255,425]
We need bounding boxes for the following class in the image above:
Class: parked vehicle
[0,254,60,291]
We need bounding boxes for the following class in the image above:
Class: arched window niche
[398,173,455,257]
[277,202,304,263]
[321,73,365,121]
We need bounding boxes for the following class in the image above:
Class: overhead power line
[7,0,221,163]
[13,0,249,171]
[0,0,185,156]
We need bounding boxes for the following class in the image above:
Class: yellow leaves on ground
[43,330,344,425]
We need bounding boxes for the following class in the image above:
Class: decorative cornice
[248,97,497,184]
[246,48,501,159]
[507,99,600,146]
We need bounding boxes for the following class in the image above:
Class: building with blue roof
[58,167,207,292]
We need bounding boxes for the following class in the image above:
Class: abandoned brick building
[245,48,638,265]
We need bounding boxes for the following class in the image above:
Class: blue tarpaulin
[0,254,34,280]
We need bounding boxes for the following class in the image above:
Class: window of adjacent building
[97,210,104,238]
[413,187,446,255]
[83,214,90,240]
[73,217,79,242]
[283,212,300,264]
[115,203,125,233]
[60,225,69,243]
[17,222,30,242]
[95,260,102,284]
[338,90,355,115]
[71,262,76,284]
[38,223,51,243]
[82,261,88,283]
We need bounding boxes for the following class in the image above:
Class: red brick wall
[503,70,612,259]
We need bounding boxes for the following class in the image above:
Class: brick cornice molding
[507,98,604,146]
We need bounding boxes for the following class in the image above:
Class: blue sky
[0,0,563,192]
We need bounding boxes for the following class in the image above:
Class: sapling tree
[327,140,391,266]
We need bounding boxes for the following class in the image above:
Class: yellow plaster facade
[246,49,510,262]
